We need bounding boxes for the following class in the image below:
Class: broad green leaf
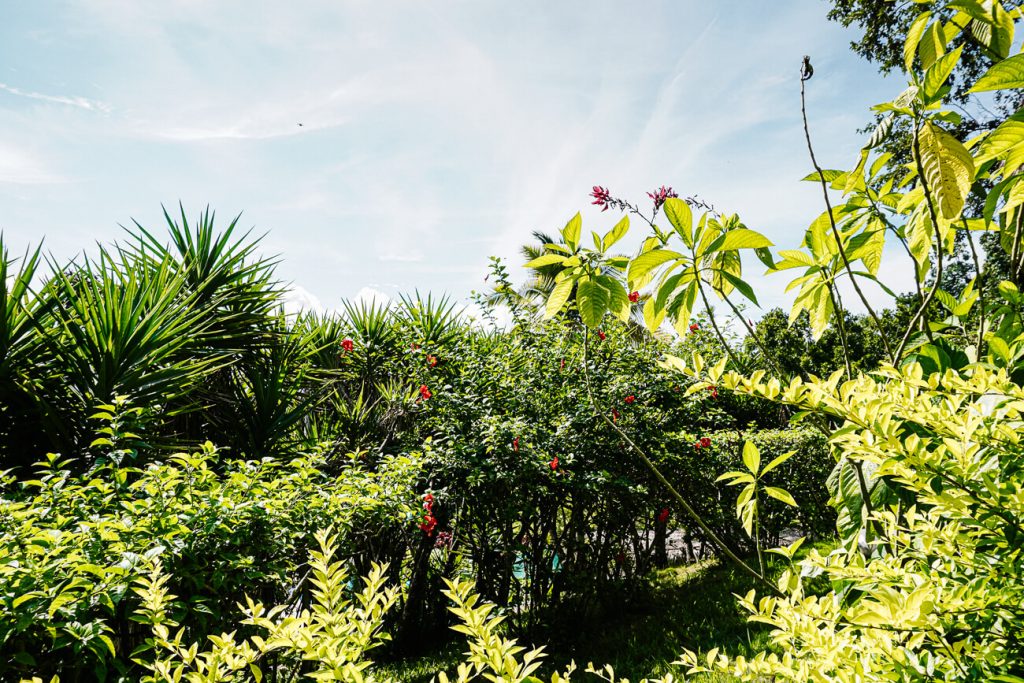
[801,169,846,183]
[576,278,610,328]
[669,281,699,335]
[917,121,974,220]
[764,486,798,507]
[844,151,868,194]
[598,274,631,322]
[970,53,1024,93]
[544,277,574,319]
[923,45,963,102]
[918,20,946,71]
[642,295,666,331]
[719,270,759,305]
[523,254,567,269]
[742,441,761,475]
[561,212,582,250]
[663,198,693,247]
[904,11,932,71]
[602,215,630,251]
[708,228,774,252]
[865,114,895,150]
[761,450,795,476]
[628,249,682,286]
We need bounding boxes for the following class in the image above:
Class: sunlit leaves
[970,52,1024,92]
[663,197,693,247]
[917,121,974,220]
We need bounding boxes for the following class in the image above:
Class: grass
[373,544,832,682]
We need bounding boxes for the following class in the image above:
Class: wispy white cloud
[0,82,110,113]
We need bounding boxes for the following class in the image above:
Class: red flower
[419,514,438,536]
[590,185,612,211]
[629,291,640,303]
[597,329,606,341]
[427,354,438,367]
[513,437,519,452]
[647,185,679,211]
[341,338,354,352]
[707,385,718,399]
[624,395,635,404]
[657,507,670,524]
[419,385,432,400]
[423,493,434,504]
[550,456,559,471]
[611,408,620,423]
[701,437,711,448]
[689,323,699,333]
[410,342,420,350]
[560,358,565,371]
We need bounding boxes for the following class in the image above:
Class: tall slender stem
[801,69,895,362]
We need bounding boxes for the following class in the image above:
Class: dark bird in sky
[297,123,304,127]
[801,56,814,81]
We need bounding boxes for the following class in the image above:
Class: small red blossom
[647,185,679,211]
[560,358,566,371]
[423,493,434,505]
[611,408,620,423]
[689,323,699,333]
[624,395,635,405]
[513,437,519,452]
[597,329,606,341]
[629,290,640,303]
[591,185,613,211]
[418,384,432,401]
[693,436,712,451]
[707,385,718,399]
[657,507,670,524]
[410,342,420,350]
[549,456,559,471]
[419,514,438,536]
[426,354,438,367]
[341,338,354,352]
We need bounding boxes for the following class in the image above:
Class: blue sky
[0,1,908,317]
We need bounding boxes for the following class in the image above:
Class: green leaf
[923,45,963,102]
[865,114,895,150]
[904,11,932,72]
[970,53,1024,93]
[561,212,582,250]
[642,295,665,331]
[576,278,610,328]
[718,270,759,305]
[742,441,761,475]
[761,450,795,476]
[602,215,630,251]
[917,120,974,220]
[918,20,946,71]
[523,254,568,269]
[708,228,774,252]
[544,278,574,320]
[628,249,682,287]
[663,198,693,247]
[764,486,798,507]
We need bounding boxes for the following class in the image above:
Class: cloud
[349,286,393,309]
[281,284,326,316]
[0,142,66,184]
[0,83,111,113]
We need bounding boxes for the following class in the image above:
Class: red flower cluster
[427,354,438,367]
[611,408,620,423]
[689,323,699,333]
[694,436,712,450]
[657,507,670,524]
[624,395,635,404]
[591,185,613,211]
[419,493,438,536]
[410,342,420,350]
[341,338,354,352]
[707,385,719,399]
[648,185,679,211]
[550,456,559,471]
[434,530,453,548]
[629,291,640,303]
[419,384,432,401]
[597,329,606,341]
[513,437,519,452]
